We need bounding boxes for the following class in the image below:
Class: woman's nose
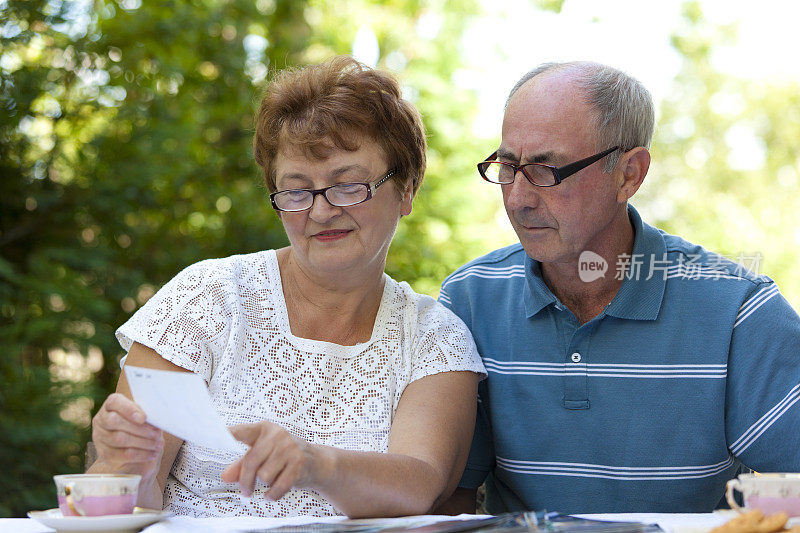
[308,193,342,222]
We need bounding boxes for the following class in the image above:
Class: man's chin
[518,242,555,263]
[513,227,554,255]
[516,238,573,266]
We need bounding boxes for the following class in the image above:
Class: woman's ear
[400,185,414,217]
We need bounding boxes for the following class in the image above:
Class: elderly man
[437,61,800,514]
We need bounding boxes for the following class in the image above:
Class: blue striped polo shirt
[439,205,800,514]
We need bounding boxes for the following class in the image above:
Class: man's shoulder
[657,229,772,287]
[442,243,528,289]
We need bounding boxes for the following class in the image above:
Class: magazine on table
[247,511,663,533]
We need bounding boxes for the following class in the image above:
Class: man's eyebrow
[497,149,559,165]
[495,148,518,162]
[527,151,557,164]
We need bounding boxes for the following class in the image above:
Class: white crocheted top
[116,249,484,518]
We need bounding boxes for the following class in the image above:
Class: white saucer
[27,507,171,532]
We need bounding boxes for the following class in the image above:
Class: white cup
[54,474,140,516]
[726,473,800,517]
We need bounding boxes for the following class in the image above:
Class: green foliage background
[0,0,494,516]
[1,0,799,517]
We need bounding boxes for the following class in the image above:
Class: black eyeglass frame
[269,169,397,212]
[477,146,620,187]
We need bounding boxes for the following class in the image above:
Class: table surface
[0,512,740,533]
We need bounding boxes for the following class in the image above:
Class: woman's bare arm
[223,370,480,517]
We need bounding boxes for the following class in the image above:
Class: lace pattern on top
[116,250,484,518]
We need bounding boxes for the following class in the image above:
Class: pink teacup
[726,473,800,517]
[54,474,140,516]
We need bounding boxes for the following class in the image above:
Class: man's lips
[511,212,554,231]
[520,224,552,231]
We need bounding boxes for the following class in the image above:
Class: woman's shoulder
[386,276,469,331]
[386,276,485,378]
[170,250,278,287]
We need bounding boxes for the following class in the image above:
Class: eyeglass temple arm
[555,146,620,181]
[370,169,396,193]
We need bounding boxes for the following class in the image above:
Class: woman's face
[274,139,413,279]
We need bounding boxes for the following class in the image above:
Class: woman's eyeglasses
[270,169,396,212]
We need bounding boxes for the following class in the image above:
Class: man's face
[499,72,623,266]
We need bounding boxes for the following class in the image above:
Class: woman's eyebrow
[329,164,368,178]
[280,172,308,181]
[276,173,311,189]
[277,164,372,189]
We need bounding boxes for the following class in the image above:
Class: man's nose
[504,171,541,210]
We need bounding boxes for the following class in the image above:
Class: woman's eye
[335,184,363,195]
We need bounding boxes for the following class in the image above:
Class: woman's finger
[237,439,277,497]
[95,440,161,465]
[95,396,159,440]
[256,453,287,494]
[221,457,243,483]
[266,462,299,501]
[94,425,162,453]
[93,408,161,450]
[224,422,310,500]
[228,423,266,446]
[103,393,148,424]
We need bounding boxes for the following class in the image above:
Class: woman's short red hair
[253,56,427,194]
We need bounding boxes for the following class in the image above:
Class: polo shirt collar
[523,256,557,318]
[522,204,666,321]
[604,204,666,320]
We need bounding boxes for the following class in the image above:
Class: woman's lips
[312,229,351,242]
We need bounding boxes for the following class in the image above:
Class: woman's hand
[221,421,321,501]
[91,392,164,483]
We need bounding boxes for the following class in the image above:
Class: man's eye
[497,165,515,179]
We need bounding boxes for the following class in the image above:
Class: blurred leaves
[0,0,489,516]
[3,0,800,519]
[639,0,800,305]
[532,0,566,13]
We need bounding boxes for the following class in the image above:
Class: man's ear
[616,147,650,203]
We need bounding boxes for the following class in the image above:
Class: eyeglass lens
[274,183,370,211]
[481,162,555,186]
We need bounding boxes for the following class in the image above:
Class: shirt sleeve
[115,259,232,384]
[726,280,800,470]
[409,295,486,383]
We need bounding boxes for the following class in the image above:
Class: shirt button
[571,352,582,363]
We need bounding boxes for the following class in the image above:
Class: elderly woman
[88,56,485,518]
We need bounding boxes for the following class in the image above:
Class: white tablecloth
[0,512,739,533]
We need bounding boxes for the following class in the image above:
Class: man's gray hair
[507,61,655,172]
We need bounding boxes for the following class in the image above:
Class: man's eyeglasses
[270,169,396,212]
[477,146,619,187]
